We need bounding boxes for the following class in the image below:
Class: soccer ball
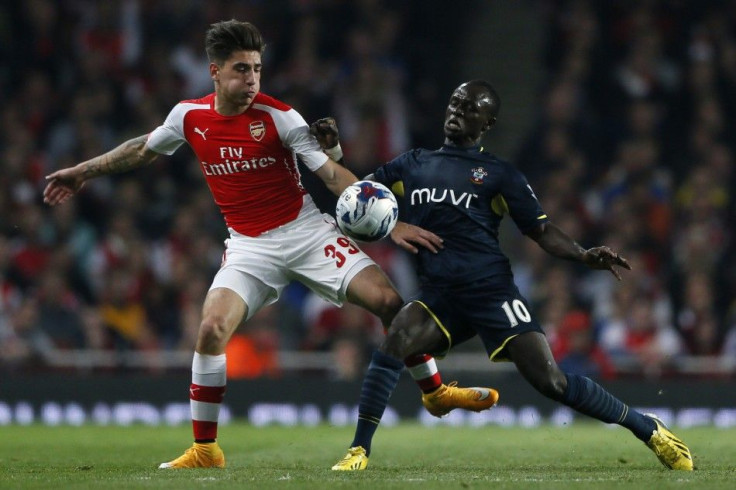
[336,181,399,242]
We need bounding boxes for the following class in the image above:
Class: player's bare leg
[159,287,247,469]
[348,266,498,412]
[384,302,499,418]
[345,265,403,326]
[346,266,443,392]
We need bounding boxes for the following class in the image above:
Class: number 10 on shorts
[500,299,531,327]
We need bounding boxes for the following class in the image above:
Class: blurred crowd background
[1,0,735,381]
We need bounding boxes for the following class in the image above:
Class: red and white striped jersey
[147,92,329,236]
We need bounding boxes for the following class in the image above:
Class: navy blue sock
[562,373,656,442]
[350,350,404,455]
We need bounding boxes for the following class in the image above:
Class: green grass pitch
[0,423,733,489]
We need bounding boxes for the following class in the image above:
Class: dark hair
[205,20,266,64]
[467,79,501,117]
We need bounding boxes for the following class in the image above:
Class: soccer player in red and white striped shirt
[43,20,497,470]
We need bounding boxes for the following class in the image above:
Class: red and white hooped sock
[404,354,442,393]
[190,352,226,441]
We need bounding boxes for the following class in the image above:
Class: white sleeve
[254,104,329,171]
[285,123,330,171]
[146,103,190,155]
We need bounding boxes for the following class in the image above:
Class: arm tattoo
[81,135,154,178]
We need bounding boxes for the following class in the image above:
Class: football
[336,181,399,242]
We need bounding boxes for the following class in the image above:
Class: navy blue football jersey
[373,144,548,285]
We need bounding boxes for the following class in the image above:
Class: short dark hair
[467,79,501,117]
[205,20,266,64]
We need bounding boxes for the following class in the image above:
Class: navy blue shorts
[413,277,544,361]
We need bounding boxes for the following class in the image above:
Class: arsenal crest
[249,121,266,141]
[470,167,488,184]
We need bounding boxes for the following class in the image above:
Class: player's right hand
[43,167,85,206]
[309,117,340,150]
[390,221,444,254]
[581,246,631,280]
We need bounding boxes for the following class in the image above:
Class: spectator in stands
[225,305,280,379]
[98,267,156,352]
[0,298,51,369]
[331,335,367,381]
[333,20,411,177]
[677,272,722,356]
[555,310,615,380]
[598,291,683,377]
[8,204,53,291]
[33,269,90,349]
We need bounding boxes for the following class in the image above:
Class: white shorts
[210,198,376,320]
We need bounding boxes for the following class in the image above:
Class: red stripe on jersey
[190,384,226,403]
[192,420,218,440]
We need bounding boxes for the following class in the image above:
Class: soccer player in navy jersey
[43,21,497,469]
[314,80,692,471]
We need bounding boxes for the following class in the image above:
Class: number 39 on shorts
[324,236,359,268]
[500,299,531,327]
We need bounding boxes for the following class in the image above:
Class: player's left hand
[390,221,444,254]
[309,117,340,150]
[582,246,631,280]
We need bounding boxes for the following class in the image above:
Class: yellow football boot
[331,446,369,471]
[422,381,500,417]
[158,442,225,469]
[645,414,693,471]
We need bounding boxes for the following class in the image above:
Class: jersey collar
[441,142,483,152]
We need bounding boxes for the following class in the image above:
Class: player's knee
[198,315,231,352]
[372,287,403,324]
[381,324,414,359]
[535,371,568,401]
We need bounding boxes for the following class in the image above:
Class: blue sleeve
[502,165,549,234]
[372,151,411,187]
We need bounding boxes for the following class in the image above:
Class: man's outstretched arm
[44,134,159,206]
[527,221,631,280]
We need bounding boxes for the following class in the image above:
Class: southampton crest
[470,167,488,184]
[250,121,266,141]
